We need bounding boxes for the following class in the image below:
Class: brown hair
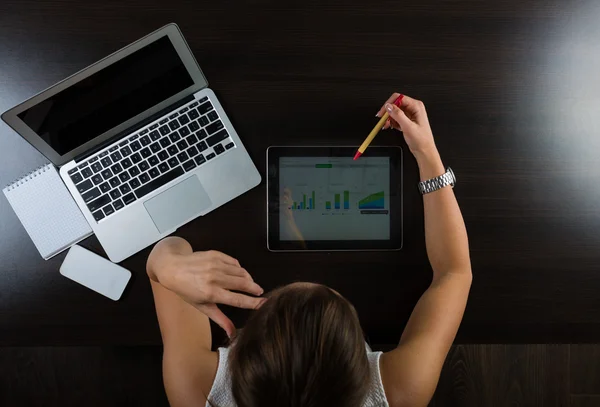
[228,283,370,407]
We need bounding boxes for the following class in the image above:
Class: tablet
[267,146,402,251]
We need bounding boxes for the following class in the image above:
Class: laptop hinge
[74,95,195,163]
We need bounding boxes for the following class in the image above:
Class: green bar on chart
[303,194,307,209]
[343,190,349,209]
[325,201,331,209]
[334,193,340,209]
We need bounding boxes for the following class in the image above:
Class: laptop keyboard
[66,96,236,223]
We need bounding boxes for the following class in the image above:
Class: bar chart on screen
[290,190,316,210]
[291,190,385,212]
[324,190,350,210]
[279,156,391,240]
[290,190,352,211]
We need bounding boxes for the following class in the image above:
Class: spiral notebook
[3,163,93,260]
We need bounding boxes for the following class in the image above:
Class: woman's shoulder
[364,350,390,407]
[206,347,237,407]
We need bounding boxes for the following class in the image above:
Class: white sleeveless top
[206,346,390,407]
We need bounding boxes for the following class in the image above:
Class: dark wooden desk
[1,0,600,346]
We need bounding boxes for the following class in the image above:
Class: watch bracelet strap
[418,169,453,194]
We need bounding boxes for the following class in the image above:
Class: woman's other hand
[148,237,264,337]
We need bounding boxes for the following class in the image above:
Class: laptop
[1,24,261,262]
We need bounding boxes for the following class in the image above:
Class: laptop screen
[17,35,194,155]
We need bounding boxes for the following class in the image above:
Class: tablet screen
[279,156,390,241]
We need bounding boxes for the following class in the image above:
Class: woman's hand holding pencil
[355,93,438,163]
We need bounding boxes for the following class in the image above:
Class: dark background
[1,0,600,350]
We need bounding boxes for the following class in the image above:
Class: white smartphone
[60,245,131,301]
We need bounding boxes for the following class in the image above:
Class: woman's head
[229,282,370,407]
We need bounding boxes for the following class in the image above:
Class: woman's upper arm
[379,271,472,407]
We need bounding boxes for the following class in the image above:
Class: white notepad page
[3,164,93,259]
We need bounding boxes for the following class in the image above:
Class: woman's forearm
[416,149,471,279]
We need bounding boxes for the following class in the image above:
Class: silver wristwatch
[418,167,456,195]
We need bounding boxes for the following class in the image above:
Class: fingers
[376,92,401,117]
[396,95,426,121]
[396,94,419,108]
[207,261,256,283]
[211,250,241,266]
[198,303,236,338]
[220,275,264,296]
[219,264,254,280]
[195,250,240,266]
[389,118,402,131]
[385,103,414,131]
[193,250,262,284]
[377,93,426,122]
[217,289,266,310]
[382,118,401,131]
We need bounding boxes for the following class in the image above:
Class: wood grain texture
[570,345,600,395]
[571,396,600,407]
[429,345,570,407]
[0,347,168,407]
[1,0,600,345]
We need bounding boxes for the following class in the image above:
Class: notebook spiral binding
[4,163,52,191]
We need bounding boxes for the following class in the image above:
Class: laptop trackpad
[144,175,212,233]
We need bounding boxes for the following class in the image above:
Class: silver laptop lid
[1,23,208,166]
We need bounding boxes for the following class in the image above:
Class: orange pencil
[353,95,404,160]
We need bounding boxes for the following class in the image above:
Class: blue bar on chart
[291,190,316,210]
